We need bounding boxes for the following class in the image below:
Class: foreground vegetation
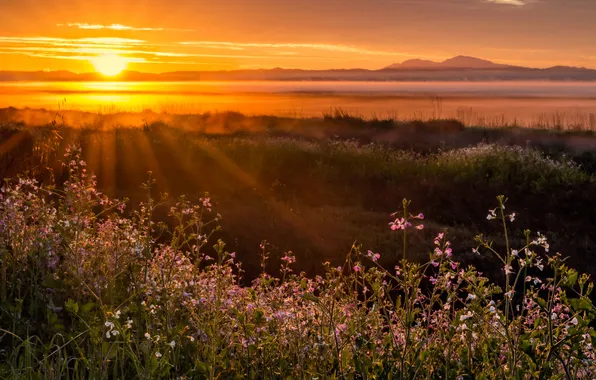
[1,115,596,281]
[0,149,594,378]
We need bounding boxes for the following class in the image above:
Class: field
[1,108,596,378]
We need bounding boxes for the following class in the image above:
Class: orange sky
[1,0,595,73]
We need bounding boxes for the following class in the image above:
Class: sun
[91,54,128,77]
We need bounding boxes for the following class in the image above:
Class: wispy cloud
[180,41,431,58]
[0,35,445,69]
[0,36,337,65]
[57,23,194,32]
[486,0,529,5]
[0,37,146,46]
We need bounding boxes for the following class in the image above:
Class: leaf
[566,270,578,287]
[195,361,209,374]
[81,302,95,314]
[65,298,79,314]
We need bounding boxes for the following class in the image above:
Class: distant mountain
[386,59,440,69]
[384,55,514,70]
[2,56,596,82]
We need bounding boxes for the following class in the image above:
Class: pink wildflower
[445,247,453,258]
[367,250,381,262]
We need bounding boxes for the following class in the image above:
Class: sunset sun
[91,54,128,76]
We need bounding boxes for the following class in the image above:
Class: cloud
[486,0,529,5]
[0,35,336,64]
[179,41,431,58]
[57,23,194,32]
[0,37,146,46]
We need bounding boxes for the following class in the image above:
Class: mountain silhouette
[2,56,596,81]
[384,55,514,70]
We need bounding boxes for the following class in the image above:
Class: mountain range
[383,56,513,70]
[2,56,596,82]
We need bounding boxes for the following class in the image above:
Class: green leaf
[567,270,578,287]
[81,302,95,314]
[64,299,79,314]
[195,361,209,374]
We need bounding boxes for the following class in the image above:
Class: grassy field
[1,110,596,377]
[1,110,596,279]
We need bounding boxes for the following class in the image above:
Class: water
[2,81,596,127]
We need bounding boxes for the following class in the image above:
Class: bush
[0,148,594,379]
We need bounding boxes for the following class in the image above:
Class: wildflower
[571,317,579,326]
[431,260,439,268]
[281,252,296,264]
[389,217,409,231]
[511,249,519,257]
[415,224,424,230]
[486,208,497,220]
[445,247,453,258]
[169,340,176,348]
[155,352,162,358]
[504,290,515,299]
[451,262,458,270]
[367,250,380,262]
[125,318,133,329]
[337,266,342,272]
[145,332,151,340]
[114,310,121,319]
[460,311,473,321]
[353,265,361,272]
[509,213,516,222]
[504,265,514,275]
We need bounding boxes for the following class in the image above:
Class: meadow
[1,108,596,378]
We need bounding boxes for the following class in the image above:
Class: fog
[1,81,596,128]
